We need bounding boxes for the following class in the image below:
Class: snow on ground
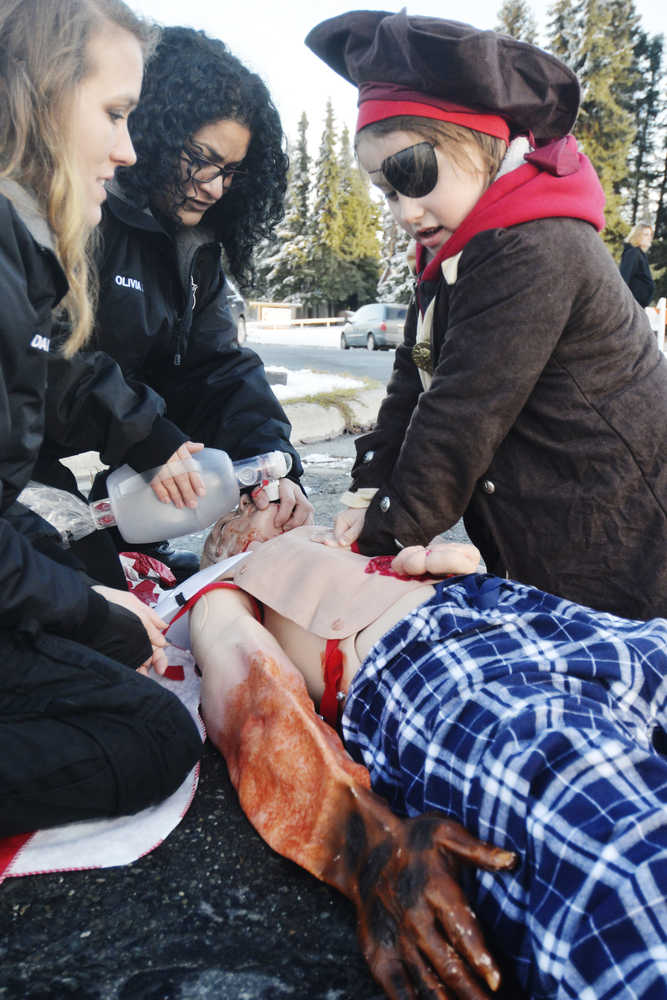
[268,367,364,400]
[249,323,364,399]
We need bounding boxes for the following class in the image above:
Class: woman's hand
[150,441,206,509]
[332,507,367,547]
[251,477,314,530]
[93,585,169,676]
[392,538,481,577]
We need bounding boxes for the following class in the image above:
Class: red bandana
[357,83,510,142]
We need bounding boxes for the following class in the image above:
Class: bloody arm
[191,589,515,999]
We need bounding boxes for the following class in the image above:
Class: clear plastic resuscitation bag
[18,449,292,545]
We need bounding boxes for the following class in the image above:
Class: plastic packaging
[91,448,292,544]
[18,482,98,546]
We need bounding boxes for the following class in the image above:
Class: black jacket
[620,243,655,308]
[79,186,301,476]
[351,219,667,620]
[0,184,107,635]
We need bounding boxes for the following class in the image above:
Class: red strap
[167,581,263,633]
[320,638,344,728]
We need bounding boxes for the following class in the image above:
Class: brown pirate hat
[305,9,580,143]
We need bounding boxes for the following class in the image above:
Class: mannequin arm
[191,588,515,999]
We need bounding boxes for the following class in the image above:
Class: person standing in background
[620,222,655,307]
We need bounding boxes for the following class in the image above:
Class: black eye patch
[381,141,438,198]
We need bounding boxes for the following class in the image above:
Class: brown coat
[352,218,667,620]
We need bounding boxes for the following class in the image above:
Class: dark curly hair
[116,26,288,285]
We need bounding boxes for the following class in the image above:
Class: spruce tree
[548,0,636,251]
[547,0,580,70]
[338,125,381,309]
[377,205,414,304]
[310,100,346,313]
[651,142,667,299]
[625,33,665,227]
[496,0,538,42]
[260,113,315,304]
[292,112,311,237]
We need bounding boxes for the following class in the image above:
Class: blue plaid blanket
[342,575,667,999]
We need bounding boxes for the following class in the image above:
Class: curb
[284,387,385,444]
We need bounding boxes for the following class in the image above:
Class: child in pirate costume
[305,10,667,622]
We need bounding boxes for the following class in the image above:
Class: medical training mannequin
[188,497,667,1000]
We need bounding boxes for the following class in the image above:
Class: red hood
[416,135,606,284]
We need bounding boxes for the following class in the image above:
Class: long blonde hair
[0,0,156,356]
[627,222,653,248]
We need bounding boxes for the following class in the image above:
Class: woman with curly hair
[0,0,202,836]
[36,25,312,582]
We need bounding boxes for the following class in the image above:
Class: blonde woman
[620,222,655,306]
[0,0,201,837]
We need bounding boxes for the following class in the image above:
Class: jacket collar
[105,177,217,247]
[0,177,56,252]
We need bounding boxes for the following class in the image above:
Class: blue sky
[131,0,665,147]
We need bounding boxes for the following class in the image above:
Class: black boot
[137,541,201,584]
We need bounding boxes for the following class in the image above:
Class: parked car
[225,278,247,344]
[340,302,408,351]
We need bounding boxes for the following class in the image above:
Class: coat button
[481,479,495,495]
[379,496,391,512]
[362,450,374,463]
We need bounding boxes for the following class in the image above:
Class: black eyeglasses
[380,141,438,199]
[182,145,247,186]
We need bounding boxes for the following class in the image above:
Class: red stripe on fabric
[0,832,33,881]
[320,639,344,729]
[356,98,510,141]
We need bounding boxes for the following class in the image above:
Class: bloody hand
[325,799,516,999]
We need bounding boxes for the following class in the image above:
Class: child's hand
[150,441,205,508]
[392,539,481,577]
[331,507,367,547]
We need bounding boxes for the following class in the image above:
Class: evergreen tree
[377,205,414,303]
[548,0,636,251]
[338,125,381,308]
[496,0,538,42]
[260,113,315,303]
[650,141,667,299]
[292,112,311,236]
[309,100,346,312]
[547,0,580,69]
[625,33,665,226]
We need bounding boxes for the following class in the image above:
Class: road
[248,340,395,383]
